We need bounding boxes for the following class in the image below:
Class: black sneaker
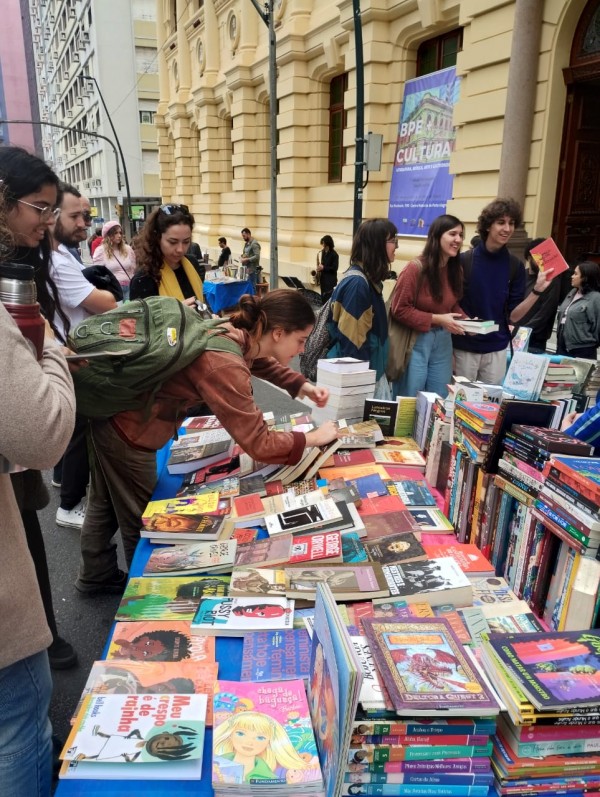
[75,569,128,596]
[48,636,78,669]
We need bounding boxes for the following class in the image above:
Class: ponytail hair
[229,289,315,339]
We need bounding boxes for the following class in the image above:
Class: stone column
[497,0,544,207]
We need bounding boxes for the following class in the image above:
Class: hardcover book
[191,596,295,636]
[212,678,323,789]
[62,693,207,766]
[240,628,312,682]
[106,621,215,663]
[361,617,501,716]
[142,540,237,576]
[115,576,230,621]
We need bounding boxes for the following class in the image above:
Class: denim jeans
[393,327,453,399]
[0,651,53,797]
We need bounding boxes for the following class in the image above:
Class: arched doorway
[553,1,600,264]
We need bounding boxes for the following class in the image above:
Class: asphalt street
[42,375,307,749]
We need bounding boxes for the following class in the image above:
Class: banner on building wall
[388,66,461,237]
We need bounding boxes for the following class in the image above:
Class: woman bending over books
[129,204,204,306]
[389,214,466,398]
[76,290,338,595]
[326,218,396,379]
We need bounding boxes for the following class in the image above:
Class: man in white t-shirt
[50,184,117,529]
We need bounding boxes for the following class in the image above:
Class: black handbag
[81,265,124,302]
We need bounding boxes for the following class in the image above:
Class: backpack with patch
[69,296,242,418]
[299,267,369,382]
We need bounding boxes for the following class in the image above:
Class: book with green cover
[115,576,230,621]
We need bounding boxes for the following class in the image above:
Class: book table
[55,446,245,796]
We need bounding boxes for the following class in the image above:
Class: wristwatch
[532,288,544,296]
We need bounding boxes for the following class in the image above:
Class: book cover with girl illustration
[106,621,215,662]
[62,693,206,770]
[212,678,323,790]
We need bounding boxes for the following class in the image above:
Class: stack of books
[540,356,595,402]
[481,629,600,797]
[308,358,376,424]
[453,401,500,464]
[344,616,501,796]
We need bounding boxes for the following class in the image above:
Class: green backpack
[69,296,242,418]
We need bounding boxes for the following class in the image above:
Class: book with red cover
[529,237,570,279]
[358,494,408,516]
[423,543,495,577]
[332,449,376,468]
[288,530,343,564]
[544,456,600,502]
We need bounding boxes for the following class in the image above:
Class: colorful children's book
[484,629,600,710]
[62,693,207,766]
[115,576,230,621]
[76,659,219,726]
[240,628,312,682]
[362,617,501,716]
[212,678,323,789]
[191,596,295,637]
[106,621,215,663]
[142,494,220,519]
[143,540,237,576]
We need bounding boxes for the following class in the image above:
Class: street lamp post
[353,0,365,236]
[248,0,278,289]
[0,117,124,197]
[79,74,133,239]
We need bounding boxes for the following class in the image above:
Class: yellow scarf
[158,257,204,301]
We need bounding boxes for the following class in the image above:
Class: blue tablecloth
[203,279,254,314]
[56,441,243,796]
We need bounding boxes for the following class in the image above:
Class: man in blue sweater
[453,198,525,384]
[453,198,550,385]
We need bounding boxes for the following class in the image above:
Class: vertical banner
[388,67,461,237]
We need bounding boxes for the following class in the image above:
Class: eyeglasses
[386,236,399,249]
[17,199,61,222]
[160,203,189,216]
[82,211,93,224]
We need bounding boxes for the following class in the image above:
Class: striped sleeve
[329,276,373,359]
[564,403,600,448]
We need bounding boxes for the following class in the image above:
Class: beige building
[156,0,600,281]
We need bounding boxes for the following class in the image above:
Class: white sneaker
[56,501,86,529]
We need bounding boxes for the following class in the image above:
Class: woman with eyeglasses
[130,204,204,305]
[389,214,466,398]
[0,154,77,795]
[93,220,136,301]
[325,218,396,379]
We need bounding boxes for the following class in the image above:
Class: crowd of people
[2,142,600,796]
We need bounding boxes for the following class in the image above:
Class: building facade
[156,0,600,279]
[29,0,160,230]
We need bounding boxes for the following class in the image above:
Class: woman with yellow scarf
[130,204,204,306]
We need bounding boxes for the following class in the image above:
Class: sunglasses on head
[160,203,189,216]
